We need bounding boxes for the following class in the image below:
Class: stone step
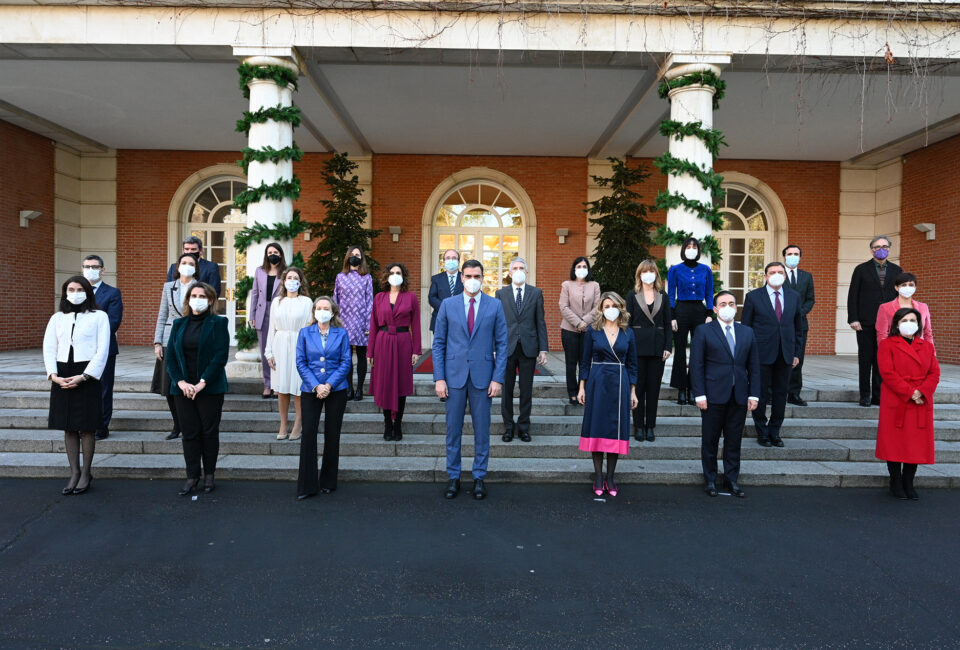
[1,451,957,488]
[4,408,960,439]
[6,390,956,419]
[5,429,960,463]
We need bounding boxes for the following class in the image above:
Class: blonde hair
[310,296,343,328]
[592,291,630,331]
[635,259,663,292]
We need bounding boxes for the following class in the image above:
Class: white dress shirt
[766,283,784,311]
[463,289,482,318]
[43,310,111,379]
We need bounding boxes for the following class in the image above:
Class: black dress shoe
[178,478,199,497]
[729,481,746,498]
[262,392,272,399]
[439,397,446,403]
[859,397,871,407]
[95,429,109,440]
[757,438,772,447]
[787,394,808,406]
[871,397,881,406]
[569,397,578,405]
[676,391,687,406]
[346,388,355,400]
[72,475,93,495]
[354,388,364,402]
[518,430,531,443]
[444,479,460,499]
[770,437,784,448]
[297,492,316,501]
[502,427,514,443]
[633,426,643,442]
[704,482,718,497]
[203,476,215,493]
[645,427,656,442]
[472,479,486,500]
[165,430,181,440]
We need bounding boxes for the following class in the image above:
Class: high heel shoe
[178,478,199,497]
[592,475,604,496]
[72,475,93,495]
[203,476,216,493]
[62,473,80,495]
[604,476,618,497]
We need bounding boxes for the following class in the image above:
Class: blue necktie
[448,274,455,295]
[726,325,736,357]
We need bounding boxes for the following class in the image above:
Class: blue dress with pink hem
[579,326,638,455]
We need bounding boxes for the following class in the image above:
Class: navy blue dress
[579,327,638,455]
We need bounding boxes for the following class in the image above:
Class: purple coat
[250,266,283,330]
[368,291,421,412]
[334,271,373,346]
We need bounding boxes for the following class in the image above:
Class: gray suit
[495,284,549,436]
[786,267,815,394]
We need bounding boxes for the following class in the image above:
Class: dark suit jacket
[165,315,230,395]
[495,284,549,358]
[428,271,463,331]
[625,288,673,357]
[741,285,803,365]
[93,282,123,356]
[166,258,222,296]
[846,260,902,329]
[786,268,815,331]
[689,320,761,405]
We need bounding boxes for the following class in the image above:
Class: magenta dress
[334,271,373,346]
[368,291,421,412]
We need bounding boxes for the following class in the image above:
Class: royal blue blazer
[432,294,508,390]
[296,325,351,394]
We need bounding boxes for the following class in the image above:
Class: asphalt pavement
[1,479,958,648]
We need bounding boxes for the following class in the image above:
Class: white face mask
[463,278,482,294]
[66,291,87,305]
[640,272,656,285]
[574,267,589,280]
[603,307,621,322]
[315,309,333,324]
[898,285,916,299]
[189,297,209,313]
[511,269,526,285]
[388,273,404,287]
[82,268,101,282]
[444,259,459,272]
[717,305,737,323]
[684,248,698,260]
[784,255,800,269]
[768,273,786,288]
[284,279,301,293]
[178,264,196,278]
[898,320,919,337]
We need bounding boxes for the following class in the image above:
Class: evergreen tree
[305,153,379,296]
[585,158,656,297]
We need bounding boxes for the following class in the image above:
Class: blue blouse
[667,262,715,309]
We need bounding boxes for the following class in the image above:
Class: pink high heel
[604,477,618,497]
[592,475,604,496]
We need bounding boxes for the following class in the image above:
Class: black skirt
[150,349,173,396]
[48,352,102,432]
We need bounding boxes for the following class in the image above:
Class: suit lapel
[711,320,734,359]
[470,294,489,339]
[895,336,922,365]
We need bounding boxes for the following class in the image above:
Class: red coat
[875,336,940,464]
[367,290,421,412]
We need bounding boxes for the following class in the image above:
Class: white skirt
[271,330,303,395]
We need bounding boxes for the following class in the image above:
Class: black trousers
[670,301,705,391]
[298,389,348,495]
[701,395,746,484]
[175,393,224,479]
[502,349,536,433]
[788,328,808,394]
[856,326,882,402]
[561,329,585,399]
[99,353,116,431]
[633,356,665,429]
[754,354,789,440]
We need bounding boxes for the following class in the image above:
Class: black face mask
[348,256,362,267]
[267,254,281,265]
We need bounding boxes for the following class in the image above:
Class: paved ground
[1,480,958,648]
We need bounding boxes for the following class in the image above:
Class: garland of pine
[237,63,299,99]
[233,250,307,305]
[238,144,304,174]
[234,210,311,253]
[654,69,728,289]
[233,177,302,213]
[235,105,302,135]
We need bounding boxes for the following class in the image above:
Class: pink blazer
[875,298,933,348]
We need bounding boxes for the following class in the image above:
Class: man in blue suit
[82,255,123,440]
[690,291,761,498]
[165,236,222,296]
[740,262,802,447]
[428,249,463,332]
[433,259,508,501]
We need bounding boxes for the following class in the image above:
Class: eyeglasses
[871,244,891,250]
[82,265,102,270]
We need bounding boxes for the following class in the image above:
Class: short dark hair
[173,253,199,280]
[261,242,287,273]
[462,259,484,275]
[59,275,99,313]
[782,245,802,257]
[82,254,105,268]
[894,272,917,287]
[570,256,592,281]
[714,290,736,304]
[380,262,410,292]
[182,235,203,251]
[764,261,786,274]
[890,307,922,338]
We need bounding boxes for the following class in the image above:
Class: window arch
[714,184,775,307]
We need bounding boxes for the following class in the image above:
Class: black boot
[383,412,394,441]
[676,389,686,406]
[354,384,364,401]
[887,462,907,500]
[902,463,919,500]
[393,396,405,441]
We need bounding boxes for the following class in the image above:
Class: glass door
[436,231,520,297]
[714,188,772,311]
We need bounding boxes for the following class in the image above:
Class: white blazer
[43,310,111,380]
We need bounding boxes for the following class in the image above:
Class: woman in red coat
[876,307,940,500]
[368,263,421,441]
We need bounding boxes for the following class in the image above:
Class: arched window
[434,181,524,296]
[713,186,773,307]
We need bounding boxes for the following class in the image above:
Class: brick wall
[0,120,55,351]
[901,134,960,363]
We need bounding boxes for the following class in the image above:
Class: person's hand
[488,381,502,398]
[435,379,448,399]
[192,380,206,396]
[747,398,759,412]
[369,356,374,369]
[792,356,800,368]
[911,389,925,405]
[314,385,325,399]
[578,322,588,333]
[412,354,419,367]
[696,397,708,411]
[62,375,83,389]
[850,321,862,332]
[248,320,254,327]
[268,357,277,370]
[630,390,638,410]
[178,380,195,399]
[154,344,163,360]
[537,352,548,366]
[671,319,678,332]
[662,350,672,361]
[577,387,586,405]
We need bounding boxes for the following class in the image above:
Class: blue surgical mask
[444,259,459,272]
[784,255,800,269]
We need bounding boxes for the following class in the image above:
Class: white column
[661,56,728,265]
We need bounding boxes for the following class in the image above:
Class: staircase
[1,376,959,487]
